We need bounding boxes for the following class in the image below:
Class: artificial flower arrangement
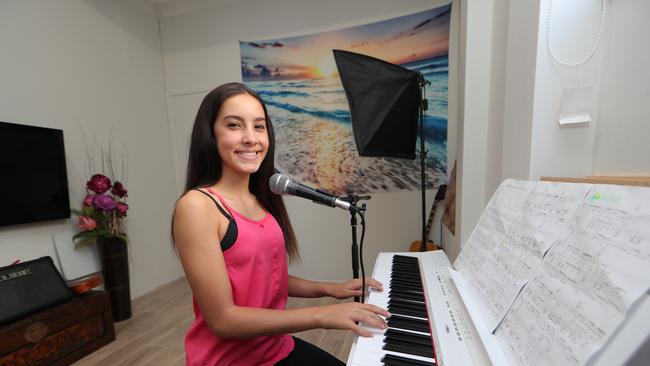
[72,174,129,246]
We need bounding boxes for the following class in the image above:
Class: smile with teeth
[236,151,261,161]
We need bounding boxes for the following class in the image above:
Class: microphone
[269,173,354,211]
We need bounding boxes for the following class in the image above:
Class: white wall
[528,0,606,179]
[0,0,182,298]
[159,0,461,280]
[592,0,650,174]
[499,0,649,182]
[456,0,512,255]
[500,0,540,181]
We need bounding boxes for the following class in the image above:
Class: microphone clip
[341,193,371,214]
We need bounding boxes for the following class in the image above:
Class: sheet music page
[454,179,591,331]
[495,184,650,366]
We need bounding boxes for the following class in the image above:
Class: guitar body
[409,240,439,252]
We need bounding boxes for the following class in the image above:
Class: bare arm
[288,275,384,299]
[174,192,389,339]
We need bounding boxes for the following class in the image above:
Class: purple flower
[93,194,116,211]
[116,202,129,216]
[87,174,111,194]
[111,181,128,198]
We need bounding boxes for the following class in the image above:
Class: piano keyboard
[348,254,436,366]
[347,252,491,366]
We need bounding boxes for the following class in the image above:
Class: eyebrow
[222,115,266,122]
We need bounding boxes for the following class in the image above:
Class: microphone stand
[342,193,370,303]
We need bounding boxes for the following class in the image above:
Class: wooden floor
[74,278,355,365]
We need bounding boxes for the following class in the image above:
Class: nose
[242,125,258,145]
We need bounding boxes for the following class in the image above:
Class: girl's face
[213,93,269,177]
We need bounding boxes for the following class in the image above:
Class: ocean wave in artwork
[270,104,446,195]
[247,56,449,194]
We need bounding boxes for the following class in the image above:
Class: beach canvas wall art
[240,4,451,195]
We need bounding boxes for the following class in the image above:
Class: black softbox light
[334,49,432,251]
[333,49,421,159]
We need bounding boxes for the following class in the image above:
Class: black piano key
[393,255,420,263]
[390,282,422,291]
[391,264,419,272]
[388,296,427,309]
[391,268,421,276]
[382,354,435,366]
[388,314,431,333]
[385,329,433,347]
[389,276,422,288]
[391,269,421,277]
[383,339,435,359]
[389,296,426,305]
[390,290,425,303]
[391,270,421,279]
[390,287,424,296]
[393,254,419,260]
[391,273,420,280]
[388,304,428,318]
[392,262,420,270]
[389,298,428,312]
[390,274,422,283]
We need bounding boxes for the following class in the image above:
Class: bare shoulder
[175,189,214,215]
[173,190,220,246]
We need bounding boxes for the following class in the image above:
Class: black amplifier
[0,256,73,326]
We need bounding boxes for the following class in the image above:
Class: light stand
[333,49,434,302]
[418,74,430,250]
[333,49,432,254]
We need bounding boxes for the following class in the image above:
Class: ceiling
[130,0,250,18]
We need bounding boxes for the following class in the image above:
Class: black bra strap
[193,189,233,221]
[193,189,238,252]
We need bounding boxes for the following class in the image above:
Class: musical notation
[495,184,650,365]
[454,179,591,331]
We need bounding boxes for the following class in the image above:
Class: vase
[97,236,131,321]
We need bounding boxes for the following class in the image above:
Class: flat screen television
[0,121,71,226]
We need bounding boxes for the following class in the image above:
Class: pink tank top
[185,189,294,365]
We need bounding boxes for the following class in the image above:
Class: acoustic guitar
[409,184,447,252]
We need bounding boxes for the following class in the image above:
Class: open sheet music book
[453,179,650,365]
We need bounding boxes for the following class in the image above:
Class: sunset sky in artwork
[240,5,450,80]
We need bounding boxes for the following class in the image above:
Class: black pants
[275,337,345,366]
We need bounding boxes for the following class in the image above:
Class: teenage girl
[172,82,390,365]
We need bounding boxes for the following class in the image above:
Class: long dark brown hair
[172,82,299,262]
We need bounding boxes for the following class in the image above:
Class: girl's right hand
[315,302,391,337]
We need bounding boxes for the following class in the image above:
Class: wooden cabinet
[0,291,115,366]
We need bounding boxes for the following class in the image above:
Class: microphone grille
[269,173,292,195]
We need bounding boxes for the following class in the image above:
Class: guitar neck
[422,204,437,241]
[422,184,448,243]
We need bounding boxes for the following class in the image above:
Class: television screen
[0,121,71,226]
